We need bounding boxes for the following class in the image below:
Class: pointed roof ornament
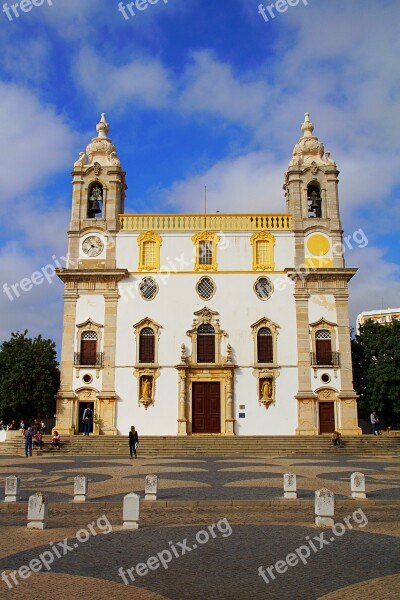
[301,112,314,137]
[288,111,335,168]
[96,113,110,139]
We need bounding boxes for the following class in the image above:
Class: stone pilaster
[177,368,188,436]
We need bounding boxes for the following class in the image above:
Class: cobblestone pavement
[0,454,399,502]
[0,455,399,599]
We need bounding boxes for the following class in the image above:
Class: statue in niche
[141,377,152,400]
[260,378,273,404]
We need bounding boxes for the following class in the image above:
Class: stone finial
[122,493,140,530]
[27,493,48,530]
[301,112,315,137]
[351,472,366,499]
[315,488,334,527]
[283,473,297,499]
[145,474,158,501]
[96,113,110,138]
[5,475,20,502]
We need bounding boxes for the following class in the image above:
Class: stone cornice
[285,268,357,284]
[56,268,129,285]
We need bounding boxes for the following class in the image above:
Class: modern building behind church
[54,113,361,437]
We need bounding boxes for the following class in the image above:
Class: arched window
[315,329,332,365]
[87,183,103,218]
[139,327,155,363]
[197,324,215,363]
[80,331,97,365]
[307,183,322,218]
[257,327,273,363]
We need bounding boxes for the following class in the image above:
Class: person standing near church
[24,427,33,457]
[82,404,93,436]
[129,426,139,459]
[370,411,380,435]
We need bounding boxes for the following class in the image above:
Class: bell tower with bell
[54,114,129,436]
[284,113,361,436]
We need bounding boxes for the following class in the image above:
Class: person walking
[370,411,380,435]
[82,404,93,436]
[129,426,139,459]
[24,427,33,457]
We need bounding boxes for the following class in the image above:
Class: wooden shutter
[80,340,97,365]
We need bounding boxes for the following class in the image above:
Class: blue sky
[0,0,399,353]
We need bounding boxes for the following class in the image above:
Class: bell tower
[284,113,361,436]
[67,113,127,269]
[54,114,129,436]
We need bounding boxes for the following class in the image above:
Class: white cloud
[0,83,77,202]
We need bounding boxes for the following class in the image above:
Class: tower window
[257,327,273,363]
[315,329,332,365]
[197,324,215,363]
[87,184,103,218]
[139,327,155,363]
[80,331,97,365]
[307,184,322,218]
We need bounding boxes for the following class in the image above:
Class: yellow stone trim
[304,258,333,269]
[137,231,162,271]
[120,213,292,231]
[191,231,219,272]
[250,231,275,271]
[127,270,287,275]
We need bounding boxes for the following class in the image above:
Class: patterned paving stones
[0,454,399,598]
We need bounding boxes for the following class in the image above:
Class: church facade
[54,113,361,436]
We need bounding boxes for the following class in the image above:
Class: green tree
[0,330,59,424]
[352,320,400,427]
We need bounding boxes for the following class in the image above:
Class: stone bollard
[5,475,20,502]
[27,493,48,530]
[283,473,297,499]
[315,488,334,527]
[73,475,88,502]
[145,474,158,501]
[351,472,366,499]
[122,493,140,530]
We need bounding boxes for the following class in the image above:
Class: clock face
[82,236,104,257]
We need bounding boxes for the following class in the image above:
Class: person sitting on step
[51,431,61,450]
[331,431,342,448]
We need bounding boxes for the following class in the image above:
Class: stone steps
[1,435,399,456]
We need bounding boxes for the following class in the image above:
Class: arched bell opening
[87,182,103,219]
[307,183,322,218]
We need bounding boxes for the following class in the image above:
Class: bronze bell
[310,191,321,213]
[88,199,102,217]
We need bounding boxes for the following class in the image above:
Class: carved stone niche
[254,369,280,409]
[134,369,160,410]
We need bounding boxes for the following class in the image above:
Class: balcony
[310,352,340,368]
[119,213,292,232]
[74,353,104,367]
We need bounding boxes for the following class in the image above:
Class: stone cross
[145,474,158,501]
[283,473,297,499]
[27,493,48,530]
[122,493,140,530]
[5,475,20,502]
[315,488,334,527]
[73,475,88,502]
[351,472,366,499]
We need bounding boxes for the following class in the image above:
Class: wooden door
[192,383,221,433]
[81,340,96,365]
[319,402,335,434]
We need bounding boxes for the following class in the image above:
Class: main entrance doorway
[319,402,335,433]
[192,382,221,433]
[78,402,94,434]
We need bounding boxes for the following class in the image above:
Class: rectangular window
[80,340,97,365]
[199,240,213,265]
[139,336,155,363]
[256,240,269,265]
[197,335,215,363]
[257,336,273,363]
[143,241,156,267]
[316,340,332,365]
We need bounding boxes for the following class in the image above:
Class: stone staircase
[1,434,399,456]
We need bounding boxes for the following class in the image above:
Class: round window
[82,374,93,384]
[139,277,158,301]
[196,277,216,300]
[321,373,331,384]
[254,277,273,300]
